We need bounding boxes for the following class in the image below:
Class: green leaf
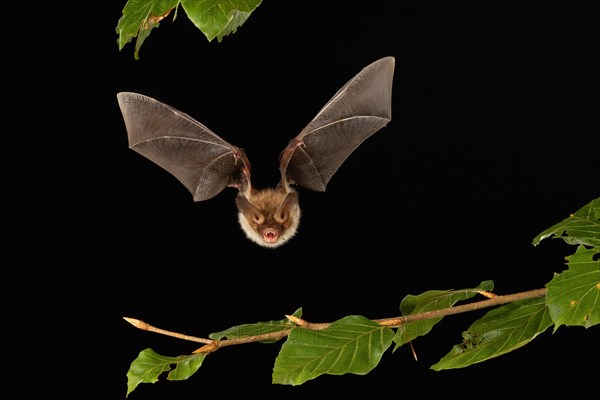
[532,197,600,247]
[431,296,552,371]
[272,315,395,386]
[116,0,181,60]
[182,0,263,42]
[546,245,600,330]
[209,308,302,343]
[116,0,262,59]
[393,280,494,351]
[126,348,206,397]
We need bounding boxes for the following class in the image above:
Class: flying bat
[117,56,395,248]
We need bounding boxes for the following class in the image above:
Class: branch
[123,317,214,344]
[376,288,547,327]
[124,288,547,354]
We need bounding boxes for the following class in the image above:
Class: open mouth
[263,228,279,243]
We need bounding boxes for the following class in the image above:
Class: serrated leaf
[209,308,302,343]
[182,0,262,42]
[126,348,206,397]
[533,197,600,247]
[272,315,394,386]
[431,296,552,371]
[546,245,600,330]
[393,280,494,351]
[116,0,181,60]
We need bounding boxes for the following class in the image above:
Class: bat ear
[236,196,265,225]
[274,192,299,224]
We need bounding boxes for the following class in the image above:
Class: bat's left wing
[279,56,395,192]
[117,92,251,202]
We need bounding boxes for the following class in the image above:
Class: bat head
[236,189,300,248]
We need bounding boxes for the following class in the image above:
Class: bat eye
[274,211,287,224]
[252,213,265,225]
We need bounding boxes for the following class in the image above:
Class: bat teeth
[263,229,279,243]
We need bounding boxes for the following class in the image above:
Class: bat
[117,56,394,248]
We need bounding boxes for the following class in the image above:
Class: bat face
[236,189,300,248]
[117,56,394,248]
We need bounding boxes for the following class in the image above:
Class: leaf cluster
[116,0,262,59]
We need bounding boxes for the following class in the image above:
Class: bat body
[117,56,395,248]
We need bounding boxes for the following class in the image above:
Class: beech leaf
[116,0,180,60]
[209,307,302,343]
[533,197,600,247]
[126,348,206,396]
[393,280,494,350]
[431,296,552,370]
[182,0,262,42]
[546,245,600,330]
[272,315,394,385]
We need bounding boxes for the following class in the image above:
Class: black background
[9,2,599,399]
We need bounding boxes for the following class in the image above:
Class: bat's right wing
[279,56,394,192]
[117,92,250,202]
